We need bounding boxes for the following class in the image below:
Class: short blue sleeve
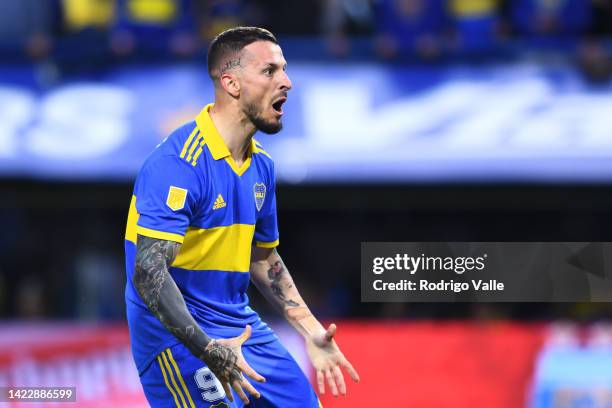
[254,162,279,248]
[134,155,202,243]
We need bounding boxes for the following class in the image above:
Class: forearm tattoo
[204,340,242,383]
[134,235,211,359]
[267,259,300,307]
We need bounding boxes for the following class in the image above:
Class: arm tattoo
[219,57,241,74]
[134,235,211,360]
[135,236,243,383]
[267,259,300,307]
[134,237,178,314]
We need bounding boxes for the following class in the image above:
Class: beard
[244,100,283,134]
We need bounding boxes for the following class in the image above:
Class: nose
[279,70,292,91]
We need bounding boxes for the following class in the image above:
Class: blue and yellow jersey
[124,104,279,374]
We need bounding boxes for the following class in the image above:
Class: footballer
[124,27,359,407]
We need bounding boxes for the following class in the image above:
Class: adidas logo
[212,194,226,210]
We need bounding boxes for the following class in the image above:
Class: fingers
[238,359,266,383]
[317,370,325,395]
[232,379,250,405]
[229,374,261,405]
[325,323,337,342]
[239,376,261,400]
[333,365,346,395]
[325,368,338,396]
[220,373,262,405]
[221,382,233,402]
[319,363,356,397]
[340,358,361,383]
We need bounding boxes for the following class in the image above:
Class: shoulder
[252,138,275,169]
[252,138,276,184]
[141,120,201,169]
[138,127,203,186]
[167,120,200,157]
[252,139,277,190]
[140,121,197,162]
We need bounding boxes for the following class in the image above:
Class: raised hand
[202,325,266,404]
[306,323,360,397]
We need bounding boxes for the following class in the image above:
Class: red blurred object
[317,321,546,408]
[0,321,547,407]
[0,323,147,408]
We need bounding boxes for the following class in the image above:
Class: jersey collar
[195,103,257,176]
[195,103,257,160]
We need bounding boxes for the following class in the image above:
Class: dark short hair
[207,27,278,81]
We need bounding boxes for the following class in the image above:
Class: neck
[209,102,256,163]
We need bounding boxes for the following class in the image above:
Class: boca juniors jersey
[124,104,279,374]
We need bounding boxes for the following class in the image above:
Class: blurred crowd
[1,1,612,323]
[1,0,611,67]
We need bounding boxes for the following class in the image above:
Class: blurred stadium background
[1,0,612,406]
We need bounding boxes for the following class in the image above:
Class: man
[124,27,359,407]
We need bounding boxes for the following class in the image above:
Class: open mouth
[272,97,287,115]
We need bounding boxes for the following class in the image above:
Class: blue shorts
[140,339,321,408]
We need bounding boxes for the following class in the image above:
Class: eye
[263,67,274,76]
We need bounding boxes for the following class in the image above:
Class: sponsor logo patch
[166,186,188,211]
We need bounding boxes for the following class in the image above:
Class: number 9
[194,367,226,402]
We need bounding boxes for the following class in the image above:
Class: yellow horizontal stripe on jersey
[125,196,185,244]
[125,195,138,244]
[137,226,185,244]
[179,128,199,159]
[256,239,279,248]
[172,224,255,272]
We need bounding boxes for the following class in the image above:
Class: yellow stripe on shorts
[157,355,182,408]
[166,349,195,408]
[161,352,188,408]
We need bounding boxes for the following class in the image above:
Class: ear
[219,72,240,98]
